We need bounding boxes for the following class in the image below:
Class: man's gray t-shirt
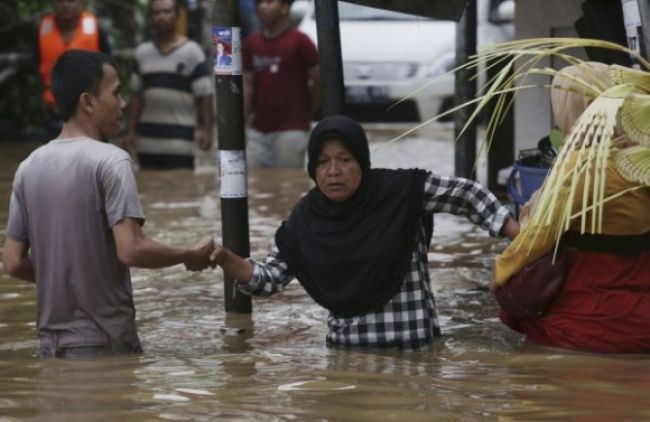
[6,138,145,351]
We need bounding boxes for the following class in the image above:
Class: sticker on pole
[219,150,247,198]
[212,26,242,76]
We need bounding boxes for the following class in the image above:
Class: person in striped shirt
[124,0,213,169]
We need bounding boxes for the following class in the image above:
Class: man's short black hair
[51,50,117,122]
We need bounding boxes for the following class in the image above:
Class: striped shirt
[239,173,511,349]
[131,40,212,157]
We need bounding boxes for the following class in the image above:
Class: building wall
[514,0,583,151]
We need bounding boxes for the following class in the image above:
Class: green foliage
[549,128,564,150]
[0,0,142,140]
[0,0,196,140]
[0,68,46,140]
[0,1,50,140]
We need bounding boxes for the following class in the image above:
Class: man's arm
[196,95,214,151]
[2,238,35,283]
[123,93,143,154]
[112,217,215,271]
[307,65,321,116]
[243,71,255,126]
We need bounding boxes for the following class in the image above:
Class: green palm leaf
[392,37,645,147]
[609,64,650,89]
[391,37,650,252]
[620,94,650,147]
[527,85,631,236]
[615,145,650,185]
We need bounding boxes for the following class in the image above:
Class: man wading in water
[3,50,216,358]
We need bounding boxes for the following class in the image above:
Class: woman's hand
[502,217,520,240]
[519,189,542,228]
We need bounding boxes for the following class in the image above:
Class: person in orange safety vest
[36,0,111,139]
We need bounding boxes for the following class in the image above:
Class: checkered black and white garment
[238,173,511,349]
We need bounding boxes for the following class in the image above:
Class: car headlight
[425,53,456,78]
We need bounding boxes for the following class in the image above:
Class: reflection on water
[1,129,649,420]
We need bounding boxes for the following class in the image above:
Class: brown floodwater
[1,129,649,421]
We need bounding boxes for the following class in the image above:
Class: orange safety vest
[38,11,101,108]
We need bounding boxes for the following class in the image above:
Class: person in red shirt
[243,0,321,168]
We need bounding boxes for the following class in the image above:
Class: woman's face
[315,139,362,202]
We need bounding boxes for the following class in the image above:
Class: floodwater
[1,126,649,421]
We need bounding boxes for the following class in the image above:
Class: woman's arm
[212,243,294,297]
[422,173,515,238]
[212,246,254,282]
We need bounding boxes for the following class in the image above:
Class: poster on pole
[219,150,247,198]
[212,26,242,75]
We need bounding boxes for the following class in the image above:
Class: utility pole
[314,0,345,116]
[637,0,650,59]
[622,0,650,65]
[487,62,514,194]
[213,0,251,313]
[454,0,477,179]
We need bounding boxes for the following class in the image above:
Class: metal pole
[638,0,650,59]
[487,60,514,194]
[454,0,477,179]
[213,0,252,313]
[314,0,345,116]
[621,0,647,67]
[624,0,650,61]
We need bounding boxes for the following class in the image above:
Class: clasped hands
[183,236,223,272]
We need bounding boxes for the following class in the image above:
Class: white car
[297,0,514,122]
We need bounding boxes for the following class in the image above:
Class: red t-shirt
[243,27,319,132]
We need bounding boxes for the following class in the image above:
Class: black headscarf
[306,115,371,180]
[275,115,432,317]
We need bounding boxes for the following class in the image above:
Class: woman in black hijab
[213,115,519,349]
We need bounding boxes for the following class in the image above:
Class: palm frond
[526,85,630,238]
[615,145,650,185]
[391,37,649,249]
[609,64,650,89]
[392,38,641,144]
[620,93,650,147]
[387,36,650,264]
